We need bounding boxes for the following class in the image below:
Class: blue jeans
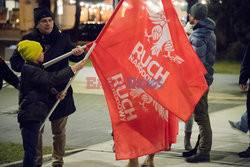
[236,111,249,133]
[20,122,41,167]
[185,114,194,133]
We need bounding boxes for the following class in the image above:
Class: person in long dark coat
[10,7,85,167]
[238,44,250,158]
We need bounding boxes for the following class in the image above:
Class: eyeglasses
[40,18,53,24]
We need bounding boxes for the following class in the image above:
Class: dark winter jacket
[189,18,216,86]
[18,61,74,124]
[0,57,19,90]
[10,25,85,120]
[239,45,250,85]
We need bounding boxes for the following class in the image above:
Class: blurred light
[122,1,130,8]
[180,2,186,6]
[57,0,63,15]
[81,11,84,15]
[69,0,75,4]
[108,5,113,10]
[173,1,178,6]
[201,0,207,4]
[80,2,84,6]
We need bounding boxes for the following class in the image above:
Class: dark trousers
[247,88,250,130]
[20,122,41,167]
[194,90,212,153]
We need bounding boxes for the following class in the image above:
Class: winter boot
[239,134,250,158]
[183,134,200,157]
[186,152,210,163]
[238,146,250,158]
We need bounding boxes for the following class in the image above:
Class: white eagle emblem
[145,8,184,64]
[130,89,168,121]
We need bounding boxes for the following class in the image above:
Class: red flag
[88,0,208,160]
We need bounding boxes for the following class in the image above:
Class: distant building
[0,0,192,40]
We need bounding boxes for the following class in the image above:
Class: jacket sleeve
[64,34,85,62]
[29,66,74,87]
[190,36,207,65]
[0,58,20,88]
[10,37,27,72]
[10,49,25,72]
[239,45,250,85]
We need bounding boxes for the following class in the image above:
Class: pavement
[1,67,250,167]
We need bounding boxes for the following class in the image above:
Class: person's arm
[48,87,66,100]
[28,59,86,87]
[64,34,85,62]
[56,91,67,100]
[0,58,20,89]
[239,45,250,86]
[10,49,25,72]
[190,37,207,65]
[29,66,74,87]
[239,84,247,91]
[10,36,30,72]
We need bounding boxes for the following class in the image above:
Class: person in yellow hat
[17,40,86,167]
[10,7,86,166]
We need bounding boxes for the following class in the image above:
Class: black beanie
[34,7,54,26]
[190,2,208,20]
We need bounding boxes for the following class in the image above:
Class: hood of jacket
[193,17,215,33]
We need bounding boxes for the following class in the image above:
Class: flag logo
[145,7,184,64]
[130,89,168,121]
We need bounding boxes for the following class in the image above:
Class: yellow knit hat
[18,40,43,62]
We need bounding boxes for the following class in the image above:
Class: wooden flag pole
[39,42,96,132]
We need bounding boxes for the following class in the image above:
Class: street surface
[0,72,247,148]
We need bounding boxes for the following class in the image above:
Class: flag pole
[39,42,96,132]
[43,45,87,69]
